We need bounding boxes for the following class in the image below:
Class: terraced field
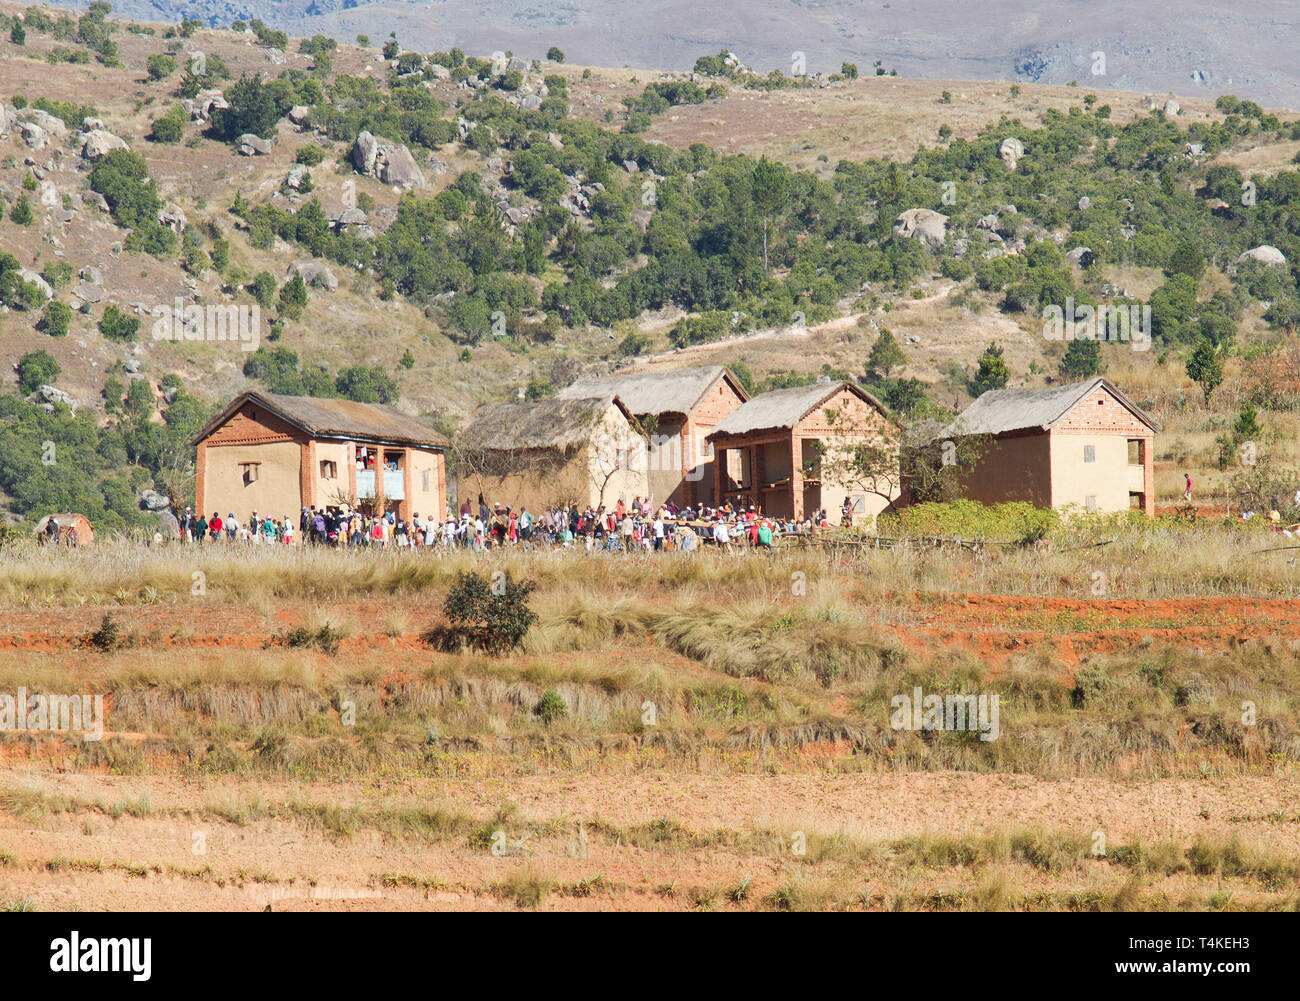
[1,540,1298,910]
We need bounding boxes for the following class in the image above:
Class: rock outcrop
[351,131,425,189]
[893,208,948,247]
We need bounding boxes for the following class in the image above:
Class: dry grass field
[1,538,1298,911]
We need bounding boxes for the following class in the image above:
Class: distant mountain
[46,0,1300,109]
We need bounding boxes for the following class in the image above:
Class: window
[1127,439,1143,465]
[1129,492,1143,509]
[1083,445,1095,463]
[320,460,338,479]
[1085,495,1097,512]
[421,470,430,492]
[239,462,260,486]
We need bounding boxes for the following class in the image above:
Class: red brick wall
[677,373,747,506]
[1053,385,1156,515]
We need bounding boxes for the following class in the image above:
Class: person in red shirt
[208,513,223,540]
[1184,472,1193,503]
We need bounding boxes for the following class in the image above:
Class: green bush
[17,350,60,394]
[436,571,539,655]
[535,689,569,723]
[150,107,185,143]
[878,500,1059,545]
[99,304,140,342]
[146,53,176,80]
[9,195,32,225]
[41,300,72,337]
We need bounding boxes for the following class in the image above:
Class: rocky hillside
[4,2,1300,530]
[41,0,1300,109]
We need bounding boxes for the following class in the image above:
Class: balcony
[355,469,405,500]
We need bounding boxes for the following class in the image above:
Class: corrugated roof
[556,364,743,415]
[192,391,450,448]
[459,395,631,453]
[947,377,1161,436]
[707,381,885,438]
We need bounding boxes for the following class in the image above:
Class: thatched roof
[707,381,885,439]
[556,364,745,416]
[459,395,633,453]
[947,377,1161,437]
[192,391,449,449]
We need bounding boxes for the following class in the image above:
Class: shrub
[150,107,185,143]
[41,300,72,337]
[146,53,176,80]
[535,688,569,723]
[434,571,539,655]
[280,624,343,654]
[878,500,1059,545]
[9,194,32,225]
[99,304,140,342]
[88,613,121,652]
[17,350,60,393]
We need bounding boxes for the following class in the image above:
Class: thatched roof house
[457,395,649,511]
[557,365,747,506]
[557,364,745,418]
[34,513,94,545]
[709,380,887,438]
[458,395,634,455]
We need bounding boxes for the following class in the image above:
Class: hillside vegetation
[2,5,1300,529]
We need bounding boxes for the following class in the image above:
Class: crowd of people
[176,494,841,553]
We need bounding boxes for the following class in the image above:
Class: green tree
[399,348,415,369]
[751,156,788,274]
[1059,337,1103,379]
[99,304,140,342]
[1167,238,1205,283]
[10,194,32,225]
[210,73,283,142]
[278,272,307,320]
[102,374,126,413]
[334,366,398,404]
[11,21,26,45]
[251,271,277,308]
[439,570,538,655]
[124,378,155,421]
[840,62,858,79]
[546,46,565,62]
[146,53,176,80]
[868,328,907,377]
[1186,338,1223,402]
[17,350,60,394]
[41,300,73,337]
[971,342,1009,395]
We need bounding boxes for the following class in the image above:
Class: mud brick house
[940,377,1160,515]
[706,381,898,523]
[192,392,449,522]
[457,394,650,512]
[556,365,748,507]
